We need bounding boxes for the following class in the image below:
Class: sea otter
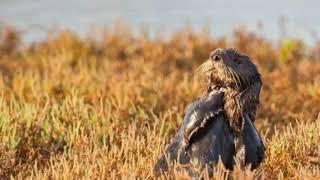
[153,48,265,177]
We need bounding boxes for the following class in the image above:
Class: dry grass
[0,25,319,179]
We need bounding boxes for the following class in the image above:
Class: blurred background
[0,0,319,44]
[0,0,320,179]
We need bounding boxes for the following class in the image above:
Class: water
[0,0,319,44]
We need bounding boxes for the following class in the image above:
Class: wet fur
[154,48,264,177]
[199,48,262,132]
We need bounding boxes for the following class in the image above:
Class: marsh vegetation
[0,25,319,179]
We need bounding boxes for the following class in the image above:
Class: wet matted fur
[154,48,264,177]
[198,48,262,132]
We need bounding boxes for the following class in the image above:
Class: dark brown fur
[197,48,261,132]
[153,48,264,177]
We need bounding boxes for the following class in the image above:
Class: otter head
[197,48,262,132]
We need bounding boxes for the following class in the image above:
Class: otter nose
[212,54,221,61]
[210,48,223,61]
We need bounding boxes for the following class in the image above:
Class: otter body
[153,48,265,177]
[154,90,236,176]
[153,91,264,176]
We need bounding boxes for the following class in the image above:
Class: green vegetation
[0,25,319,179]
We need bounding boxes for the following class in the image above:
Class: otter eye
[235,59,241,64]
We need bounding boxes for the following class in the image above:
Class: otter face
[198,48,260,91]
[196,48,262,131]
